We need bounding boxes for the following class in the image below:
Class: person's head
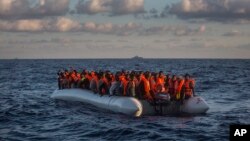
[91,71,95,76]
[73,70,77,74]
[60,72,64,77]
[185,73,190,80]
[172,75,177,81]
[159,71,164,78]
[166,74,170,79]
[115,74,120,81]
[144,71,151,79]
[130,73,135,80]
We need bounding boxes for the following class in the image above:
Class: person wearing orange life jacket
[149,73,157,94]
[156,71,165,93]
[168,75,179,100]
[62,69,70,88]
[70,70,80,88]
[176,76,185,100]
[119,74,127,96]
[78,70,90,89]
[98,72,109,96]
[139,72,153,101]
[162,74,170,94]
[183,74,195,99]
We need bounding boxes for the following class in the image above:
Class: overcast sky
[0,0,250,59]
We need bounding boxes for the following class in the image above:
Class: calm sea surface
[0,59,250,141]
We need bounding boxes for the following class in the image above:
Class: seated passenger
[63,70,70,88]
[139,72,153,101]
[57,70,62,89]
[90,72,98,93]
[78,71,89,89]
[183,74,195,99]
[70,70,78,88]
[109,73,122,96]
[98,72,109,96]
[126,73,136,97]
[156,71,165,93]
[168,75,178,100]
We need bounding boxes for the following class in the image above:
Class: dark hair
[185,73,190,78]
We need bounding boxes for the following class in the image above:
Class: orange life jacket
[71,73,78,82]
[169,80,178,95]
[156,77,165,92]
[77,73,81,80]
[85,74,92,81]
[184,79,193,96]
[141,77,153,100]
[121,79,128,96]
[177,79,184,93]
[64,72,69,78]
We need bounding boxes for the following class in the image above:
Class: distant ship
[131,55,143,60]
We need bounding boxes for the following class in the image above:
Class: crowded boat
[57,69,196,102]
[53,69,209,116]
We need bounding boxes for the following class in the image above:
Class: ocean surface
[0,59,249,141]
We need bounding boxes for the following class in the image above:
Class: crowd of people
[57,69,195,102]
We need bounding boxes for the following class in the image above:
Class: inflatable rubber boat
[51,89,209,117]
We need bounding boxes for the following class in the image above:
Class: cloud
[0,17,81,32]
[31,0,69,18]
[167,0,250,21]
[111,0,145,15]
[140,24,206,36]
[0,18,141,34]
[237,44,250,50]
[76,0,144,15]
[0,0,69,19]
[0,16,208,38]
[223,30,242,36]
[82,21,142,35]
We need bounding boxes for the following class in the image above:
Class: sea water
[0,59,249,140]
